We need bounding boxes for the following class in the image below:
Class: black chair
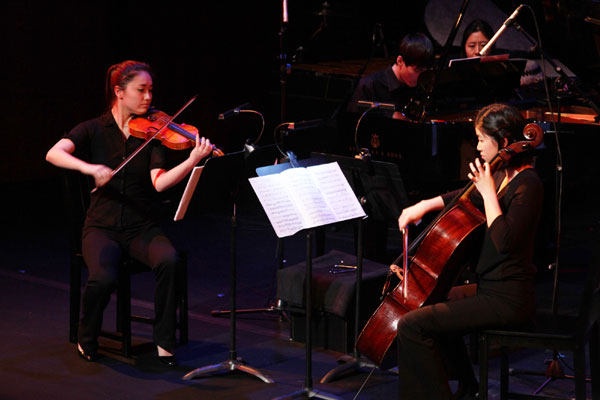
[478,265,600,400]
[63,171,188,358]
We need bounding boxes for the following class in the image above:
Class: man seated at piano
[347,32,434,115]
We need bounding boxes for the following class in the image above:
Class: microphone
[357,100,396,111]
[287,118,327,131]
[218,102,251,120]
[479,4,524,56]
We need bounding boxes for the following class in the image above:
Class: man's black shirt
[347,65,416,113]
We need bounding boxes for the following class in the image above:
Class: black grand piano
[280,0,599,203]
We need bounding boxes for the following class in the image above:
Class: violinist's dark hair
[475,103,533,167]
[461,19,495,57]
[105,60,153,110]
[397,33,434,69]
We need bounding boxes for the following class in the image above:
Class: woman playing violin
[392,103,543,399]
[46,60,213,366]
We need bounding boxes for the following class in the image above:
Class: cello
[355,123,544,369]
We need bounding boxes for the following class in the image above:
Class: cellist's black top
[441,168,543,282]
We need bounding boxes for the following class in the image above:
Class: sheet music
[280,167,337,228]
[249,173,305,237]
[307,163,366,221]
[249,162,365,238]
[174,166,204,221]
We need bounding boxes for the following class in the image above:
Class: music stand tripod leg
[183,359,274,383]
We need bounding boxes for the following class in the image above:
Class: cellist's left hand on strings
[468,158,496,199]
[189,135,214,165]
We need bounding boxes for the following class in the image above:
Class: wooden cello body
[355,197,485,369]
[355,123,544,369]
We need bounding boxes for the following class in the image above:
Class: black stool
[478,266,600,400]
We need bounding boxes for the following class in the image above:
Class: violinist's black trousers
[78,223,182,354]
[396,280,535,399]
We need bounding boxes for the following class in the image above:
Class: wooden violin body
[355,123,544,369]
[129,109,224,156]
[129,110,199,150]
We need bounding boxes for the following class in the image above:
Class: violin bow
[402,226,408,299]
[91,94,197,193]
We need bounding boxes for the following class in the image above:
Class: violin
[355,123,544,369]
[91,95,223,192]
[129,109,224,156]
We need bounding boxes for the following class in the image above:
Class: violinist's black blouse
[65,112,167,230]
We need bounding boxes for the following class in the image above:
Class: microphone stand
[319,103,397,383]
[280,0,288,124]
[497,7,593,393]
[210,107,288,321]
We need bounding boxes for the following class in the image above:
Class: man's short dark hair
[398,33,434,69]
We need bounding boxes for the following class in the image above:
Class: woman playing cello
[46,60,214,366]
[392,103,543,399]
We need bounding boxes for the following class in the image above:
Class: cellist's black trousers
[78,223,182,354]
[396,280,535,399]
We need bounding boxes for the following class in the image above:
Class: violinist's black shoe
[158,355,177,367]
[77,346,101,362]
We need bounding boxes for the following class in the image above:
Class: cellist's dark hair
[475,103,533,167]
[105,60,153,111]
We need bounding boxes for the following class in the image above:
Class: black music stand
[420,57,527,115]
[252,160,365,400]
[303,153,409,383]
[181,150,274,384]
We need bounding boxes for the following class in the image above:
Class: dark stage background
[3,0,600,264]
[1,2,599,399]
[3,1,600,184]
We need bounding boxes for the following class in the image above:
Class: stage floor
[0,178,595,399]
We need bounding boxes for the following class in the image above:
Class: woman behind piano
[459,18,543,86]
[461,19,496,59]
